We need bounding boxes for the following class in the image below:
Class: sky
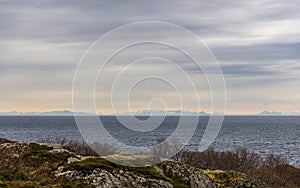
[0,0,300,115]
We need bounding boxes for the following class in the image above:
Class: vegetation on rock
[0,138,299,187]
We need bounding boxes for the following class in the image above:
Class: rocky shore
[0,138,259,187]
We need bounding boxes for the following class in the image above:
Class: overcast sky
[0,0,299,114]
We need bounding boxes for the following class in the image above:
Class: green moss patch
[204,170,255,188]
[23,143,73,167]
[64,157,120,174]
[131,166,169,181]
[0,141,90,187]
[130,165,189,187]
[65,157,189,187]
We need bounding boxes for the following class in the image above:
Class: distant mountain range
[0,110,90,116]
[0,110,209,116]
[0,110,299,116]
[258,111,300,116]
[122,110,209,116]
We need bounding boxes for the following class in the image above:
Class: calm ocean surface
[0,116,299,167]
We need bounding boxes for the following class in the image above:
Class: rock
[0,139,260,187]
[204,169,257,187]
[68,156,81,164]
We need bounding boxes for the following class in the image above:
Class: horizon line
[0,109,299,116]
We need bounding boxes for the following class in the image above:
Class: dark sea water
[0,116,299,167]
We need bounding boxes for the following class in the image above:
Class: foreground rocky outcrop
[0,138,258,187]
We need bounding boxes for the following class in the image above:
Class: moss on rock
[0,141,88,187]
[204,170,257,188]
[0,139,261,187]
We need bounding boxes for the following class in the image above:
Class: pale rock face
[56,157,218,188]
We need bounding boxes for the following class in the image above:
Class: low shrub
[38,137,119,156]
[37,137,300,187]
[175,148,300,188]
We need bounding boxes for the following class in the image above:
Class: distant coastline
[0,110,299,116]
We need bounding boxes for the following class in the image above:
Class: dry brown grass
[38,137,119,156]
[175,148,300,188]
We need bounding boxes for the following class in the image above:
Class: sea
[0,116,299,167]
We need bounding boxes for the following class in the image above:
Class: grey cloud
[1,0,299,44]
[221,63,280,76]
[220,60,300,77]
[212,43,300,62]
[1,0,300,113]
[226,75,299,88]
[0,62,75,74]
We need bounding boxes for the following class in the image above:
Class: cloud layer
[0,0,299,114]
